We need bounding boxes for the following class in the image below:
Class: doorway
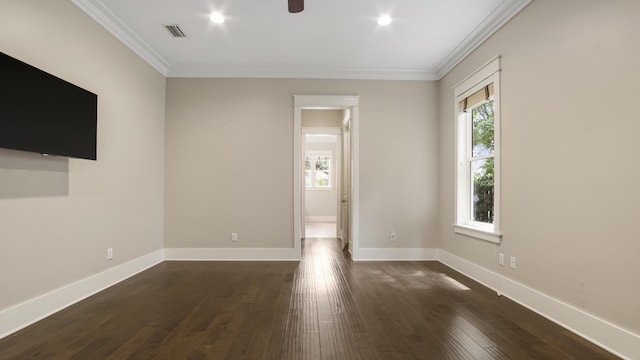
[293,95,359,260]
[303,130,340,240]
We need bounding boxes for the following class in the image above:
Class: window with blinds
[453,57,502,243]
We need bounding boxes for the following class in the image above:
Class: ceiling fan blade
[288,0,304,13]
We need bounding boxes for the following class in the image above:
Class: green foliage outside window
[471,101,495,223]
[306,155,331,188]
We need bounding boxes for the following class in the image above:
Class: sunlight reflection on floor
[305,222,337,238]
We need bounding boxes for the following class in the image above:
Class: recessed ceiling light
[209,12,225,24]
[377,14,392,26]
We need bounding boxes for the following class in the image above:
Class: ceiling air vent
[164,24,186,38]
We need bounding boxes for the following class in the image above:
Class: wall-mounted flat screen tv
[0,52,97,160]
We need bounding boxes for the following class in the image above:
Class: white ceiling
[72,0,531,80]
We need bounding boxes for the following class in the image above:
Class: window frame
[305,150,334,190]
[453,57,502,243]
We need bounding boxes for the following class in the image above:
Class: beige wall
[438,0,640,334]
[1,0,636,350]
[302,109,343,128]
[0,0,166,310]
[165,79,438,249]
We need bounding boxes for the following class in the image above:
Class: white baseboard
[164,247,300,261]
[2,245,636,359]
[305,216,337,223]
[0,249,164,340]
[355,247,438,261]
[438,250,499,290]
[438,249,639,360]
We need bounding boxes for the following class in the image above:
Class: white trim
[454,56,501,98]
[164,248,299,261]
[356,248,439,261]
[305,216,337,223]
[294,95,360,109]
[493,72,502,239]
[438,250,500,290]
[453,224,502,243]
[436,0,531,78]
[167,65,436,81]
[294,106,303,260]
[71,0,169,76]
[350,106,360,260]
[438,250,640,360]
[0,250,164,340]
[302,127,342,135]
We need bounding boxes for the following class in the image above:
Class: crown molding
[166,65,437,81]
[71,0,169,76]
[435,0,533,79]
[73,0,531,81]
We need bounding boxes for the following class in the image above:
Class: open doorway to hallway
[302,110,341,240]
[294,95,359,259]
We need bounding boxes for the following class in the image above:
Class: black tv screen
[0,52,97,160]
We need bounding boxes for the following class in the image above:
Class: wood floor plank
[0,238,621,359]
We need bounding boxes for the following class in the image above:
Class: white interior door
[339,112,351,251]
[300,135,306,239]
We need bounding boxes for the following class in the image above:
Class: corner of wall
[0,250,164,340]
[437,249,639,360]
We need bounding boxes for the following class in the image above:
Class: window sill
[453,224,502,243]
[305,187,335,191]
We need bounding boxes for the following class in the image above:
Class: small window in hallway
[305,151,333,189]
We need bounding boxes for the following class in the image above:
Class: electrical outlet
[498,253,505,266]
[389,232,396,242]
[510,256,516,269]
[231,233,238,242]
[107,248,113,260]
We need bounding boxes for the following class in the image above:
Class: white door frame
[293,95,360,260]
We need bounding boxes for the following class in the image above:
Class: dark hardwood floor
[0,238,619,359]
